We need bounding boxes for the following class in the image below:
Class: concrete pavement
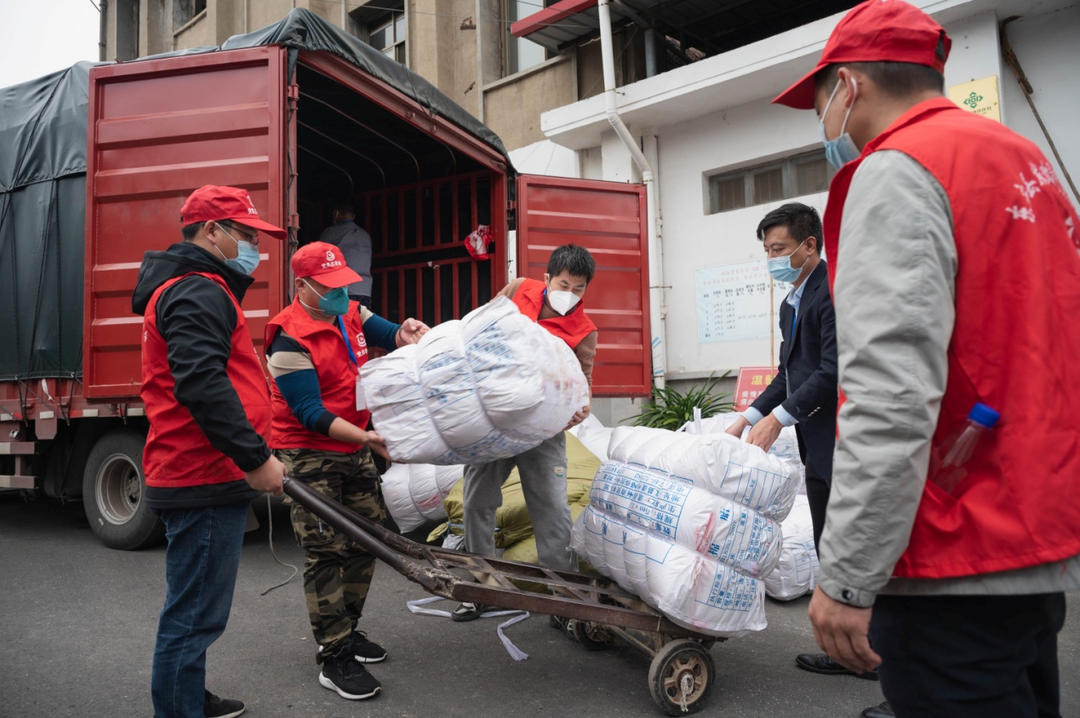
[1,493,1076,717]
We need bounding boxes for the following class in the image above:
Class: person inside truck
[131,184,288,718]
[264,241,428,701]
[451,244,598,622]
[318,198,374,308]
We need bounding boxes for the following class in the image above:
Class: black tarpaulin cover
[0,8,510,382]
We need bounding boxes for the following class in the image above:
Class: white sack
[762,494,819,601]
[381,463,463,533]
[568,414,614,462]
[606,426,802,521]
[590,461,782,577]
[572,506,767,637]
[360,297,590,464]
[681,412,802,465]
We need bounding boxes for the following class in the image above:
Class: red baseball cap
[772,0,951,109]
[291,241,361,288]
[180,185,287,239]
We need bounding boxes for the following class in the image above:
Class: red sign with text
[734,366,777,411]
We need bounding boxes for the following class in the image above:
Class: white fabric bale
[360,297,590,464]
[572,506,767,637]
[646,536,768,637]
[681,412,802,465]
[606,426,802,521]
[568,414,614,462]
[589,461,782,577]
[762,494,819,601]
[380,463,463,533]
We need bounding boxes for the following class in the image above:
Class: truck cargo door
[516,175,650,398]
[83,47,288,400]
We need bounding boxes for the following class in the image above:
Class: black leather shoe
[795,652,880,681]
[861,701,894,718]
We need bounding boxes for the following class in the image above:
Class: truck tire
[82,428,165,550]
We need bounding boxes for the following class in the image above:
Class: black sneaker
[351,630,387,663]
[204,689,245,718]
[319,651,382,700]
[450,601,488,622]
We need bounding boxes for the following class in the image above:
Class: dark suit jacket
[749,261,838,479]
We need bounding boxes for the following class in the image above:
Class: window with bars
[707,151,833,214]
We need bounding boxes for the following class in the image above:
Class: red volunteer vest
[265,299,370,454]
[511,278,597,348]
[824,98,1080,579]
[141,272,272,488]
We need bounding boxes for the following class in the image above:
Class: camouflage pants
[276,447,387,663]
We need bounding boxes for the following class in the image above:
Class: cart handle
[282,476,454,596]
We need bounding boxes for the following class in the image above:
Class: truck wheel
[82,428,164,550]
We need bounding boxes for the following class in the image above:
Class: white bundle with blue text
[762,494,819,601]
[680,412,805,488]
[380,462,463,533]
[359,296,589,464]
[588,461,782,577]
[572,426,802,637]
[605,426,803,521]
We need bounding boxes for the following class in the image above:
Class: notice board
[696,260,792,344]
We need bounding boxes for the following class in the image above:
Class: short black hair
[181,221,204,242]
[815,61,944,98]
[756,203,822,254]
[332,198,356,216]
[547,244,596,283]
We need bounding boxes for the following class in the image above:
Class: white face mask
[547,290,581,315]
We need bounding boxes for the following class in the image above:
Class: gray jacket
[819,150,1080,608]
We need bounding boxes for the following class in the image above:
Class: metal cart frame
[284,477,721,715]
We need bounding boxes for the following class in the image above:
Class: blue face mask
[820,78,861,170]
[766,239,808,283]
[216,224,261,275]
[301,279,351,316]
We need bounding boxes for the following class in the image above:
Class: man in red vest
[772,2,1080,716]
[132,185,287,718]
[265,241,428,701]
[451,244,598,621]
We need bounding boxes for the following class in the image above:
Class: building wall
[484,57,577,151]
[994,4,1079,201]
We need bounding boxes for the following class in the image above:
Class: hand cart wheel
[647,639,715,716]
[571,620,616,651]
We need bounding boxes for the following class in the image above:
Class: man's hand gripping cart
[284,476,721,715]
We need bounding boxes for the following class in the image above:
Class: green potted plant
[626,372,734,430]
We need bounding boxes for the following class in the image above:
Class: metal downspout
[98,0,108,62]
[597,0,665,389]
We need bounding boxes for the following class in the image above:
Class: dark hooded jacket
[131,241,268,509]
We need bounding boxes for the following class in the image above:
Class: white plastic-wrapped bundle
[589,461,782,577]
[572,506,767,637]
[380,463,463,533]
[360,297,590,464]
[568,414,614,462]
[606,426,802,521]
[762,494,819,601]
[681,412,802,466]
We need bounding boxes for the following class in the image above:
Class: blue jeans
[151,502,248,718]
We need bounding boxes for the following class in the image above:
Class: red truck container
[0,9,651,550]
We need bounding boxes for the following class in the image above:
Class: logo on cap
[326,250,336,262]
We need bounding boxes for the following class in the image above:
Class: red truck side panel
[84,47,288,400]
[515,174,651,397]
